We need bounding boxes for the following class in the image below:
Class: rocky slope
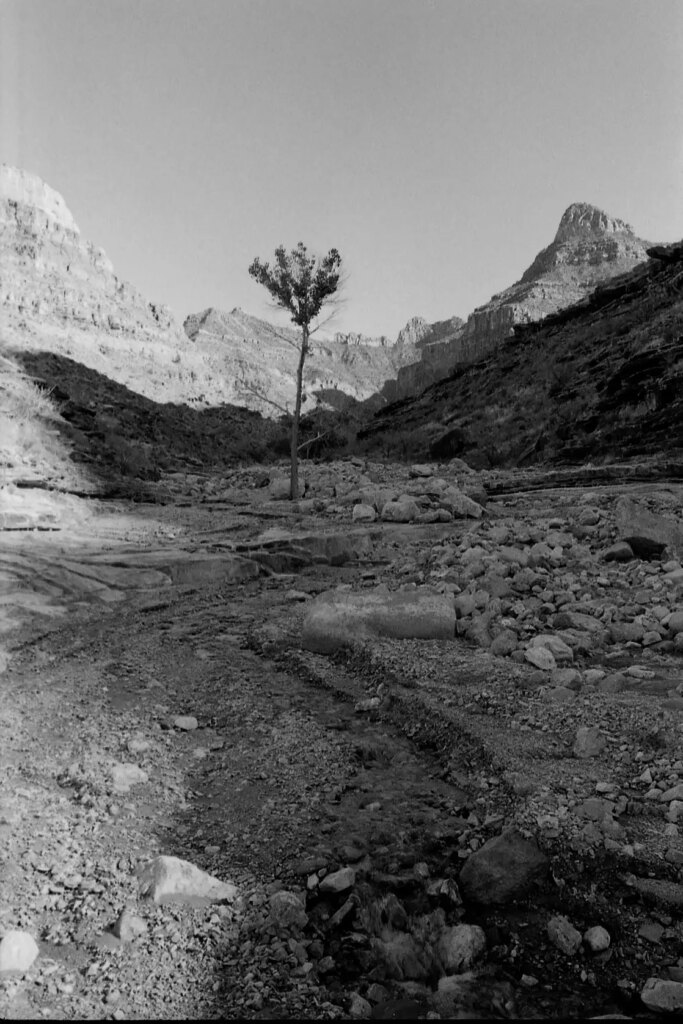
[359,242,683,468]
[370,203,650,405]
[182,307,419,416]
[455,202,651,365]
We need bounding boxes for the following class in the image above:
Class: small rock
[547,914,582,955]
[126,736,151,755]
[111,909,147,943]
[352,504,377,523]
[173,715,198,731]
[366,983,389,1004]
[138,855,237,905]
[319,867,356,893]
[458,829,548,905]
[0,930,39,973]
[437,923,486,972]
[111,763,149,793]
[268,891,308,929]
[490,629,518,656]
[349,992,372,1018]
[641,977,683,1012]
[573,726,607,759]
[381,499,420,523]
[603,541,634,562]
[525,647,556,671]
[584,925,611,952]
[660,784,683,803]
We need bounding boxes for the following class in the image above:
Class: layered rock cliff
[182,307,420,415]
[0,164,220,404]
[0,165,421,415]
[454,202,651,365]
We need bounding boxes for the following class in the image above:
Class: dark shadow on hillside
[357,243,683,471]
[14,350,286,494]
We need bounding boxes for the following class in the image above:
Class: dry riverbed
[2,457,683,1019]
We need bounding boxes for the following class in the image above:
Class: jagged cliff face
[183,307,419,415]
[0,165,421,416]
[454,202,651,365]
[0,164,224,404]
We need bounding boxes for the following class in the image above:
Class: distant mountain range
[0,163,655,422]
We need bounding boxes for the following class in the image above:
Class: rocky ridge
[359,241,683,467]
[182,306,420,416]
[454,202,651,365]
[368,204,650,405]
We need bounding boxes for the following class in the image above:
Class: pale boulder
[437,924,487,973]
[352,503,376,523]
[302,586,456,654]
[0,931,39,973]
[381,499,420,523]
[138,855,237,905]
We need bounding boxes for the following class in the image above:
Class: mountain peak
[0,164,79,233]
[554,202,634,243]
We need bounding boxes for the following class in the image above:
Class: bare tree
[248,243,343,499]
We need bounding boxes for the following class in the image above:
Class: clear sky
[2,0,682,337]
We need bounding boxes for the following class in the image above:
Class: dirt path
[2,477,683,1018]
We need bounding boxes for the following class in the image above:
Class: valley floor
[2,462,683,1019]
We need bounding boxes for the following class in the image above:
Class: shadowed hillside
[358,244,683,470]
[13,350,286,492]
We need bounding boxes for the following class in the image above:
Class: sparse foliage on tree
[248,243,342,498]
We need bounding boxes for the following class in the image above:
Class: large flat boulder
[615,497,683,560]
[302,586,456,654]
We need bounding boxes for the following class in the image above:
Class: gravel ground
[3,460,683,1018]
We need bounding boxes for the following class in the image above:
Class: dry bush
[0,354,72,482]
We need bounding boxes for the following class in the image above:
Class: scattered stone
[616,497,683,560]
[111,762,149,793]
[437,923,487,973]
[0,930,39,973]
[641,977,683,1012]
[442,488,484,519]
[349,992,372,1018]
[458,830,548,904]
[547,914,582,955]
[530,634,574,662]
[268,890,308,929]
[111,909,148,943]
[381,499,420,523]
[603,541,634,563]
[138,855,237,905]
[659,784,683,803]
[173,715,198,731]
[584,925,611,953]
[524,646,556,671]
[352,504,377,523]
[319,867,356,893]
[573,726,607,758]
[490,629,518,656]
[667,610,683,635]
[126,735,151,754]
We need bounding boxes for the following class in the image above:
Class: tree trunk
[290,325,308,500]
